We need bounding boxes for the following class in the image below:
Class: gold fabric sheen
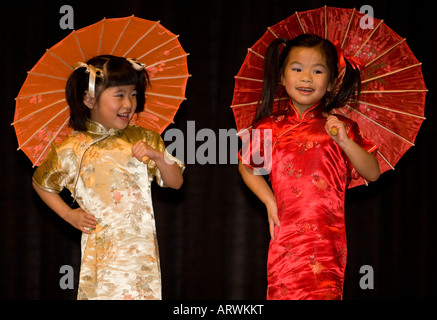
[33,119,184,300]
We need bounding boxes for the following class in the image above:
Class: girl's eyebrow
[313,63,328,69]
[113,87,134,93]
[109,86,126,91]
[290,61,327,69]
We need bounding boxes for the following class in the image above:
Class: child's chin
[119,123,130,130]
[115,119,131,129]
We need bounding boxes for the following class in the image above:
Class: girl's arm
[32,181,96,233]
[132,141,183,189]
[238,161,280,240]
[326,116,381,182]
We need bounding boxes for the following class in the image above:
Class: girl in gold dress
[32,55,184,300]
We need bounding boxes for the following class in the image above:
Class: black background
[0,0,435,300]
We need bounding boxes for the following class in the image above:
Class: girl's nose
[124,97,137,113]
[123,97,133,109]
[300,71,312,82]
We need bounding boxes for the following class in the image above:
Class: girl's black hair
[254,34,361,124]
[66,55,150,131]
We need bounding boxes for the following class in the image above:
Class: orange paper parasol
[231,6,427,188]
[13,15,190,167]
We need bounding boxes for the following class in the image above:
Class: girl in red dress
[238,34,380,300]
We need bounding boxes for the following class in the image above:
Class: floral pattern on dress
[243,103,376,300]
[33,120,185,300]
[280,159,302,178]
[295,139,321,153]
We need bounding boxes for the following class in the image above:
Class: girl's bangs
[104,59,142,88]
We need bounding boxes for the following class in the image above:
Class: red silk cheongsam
[239,102,377,300]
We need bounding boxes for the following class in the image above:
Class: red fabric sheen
[239,103,376,299]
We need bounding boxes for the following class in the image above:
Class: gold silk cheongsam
[33,119,185,300]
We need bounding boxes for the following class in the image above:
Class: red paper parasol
[231,6,427,188]
[13,15,190,167]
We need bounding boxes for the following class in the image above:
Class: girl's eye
[314,70,323,74]
[292,68,302,72]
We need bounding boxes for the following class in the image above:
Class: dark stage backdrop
[0,0,435,300]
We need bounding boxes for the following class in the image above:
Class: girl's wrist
[149,150,163,162]
[59,207,74,223]
[264,196,277,208]
[337,137,354,152]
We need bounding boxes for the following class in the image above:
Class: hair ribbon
[126,58,146,71]
[333,40,364,71]
[72,62,103,98]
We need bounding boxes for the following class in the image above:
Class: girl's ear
[281,75,285,86]
[83,93,95,109]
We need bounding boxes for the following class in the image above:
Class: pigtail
[66,66,92,131]
[324,55,362,111]
[254,38,290,124]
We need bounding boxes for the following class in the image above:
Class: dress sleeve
[143,130,185,187]
[346,119,378,180]
[238,118,273,175]
[32,144,65,193]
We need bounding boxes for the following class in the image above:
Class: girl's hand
[266,201,280,241]
[238,162,279,239]
[32,181,97,234]
[132,141,183,189]
[132,141,161,163]
[325,115,349,146]
[324,116,381,182]
[65,208,96,234]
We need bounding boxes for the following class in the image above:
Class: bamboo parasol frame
[231,6,427,188]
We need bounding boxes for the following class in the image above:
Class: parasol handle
[141,155,157,169]
[330,127,338,136]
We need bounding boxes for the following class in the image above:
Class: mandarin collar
[287,102,323,121]
[85,119,124,136]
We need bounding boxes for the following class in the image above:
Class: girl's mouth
[296,87,315,95]
[117,113,131,121]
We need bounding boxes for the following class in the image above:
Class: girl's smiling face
[86,85,137,130]
[281,46,333,114]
